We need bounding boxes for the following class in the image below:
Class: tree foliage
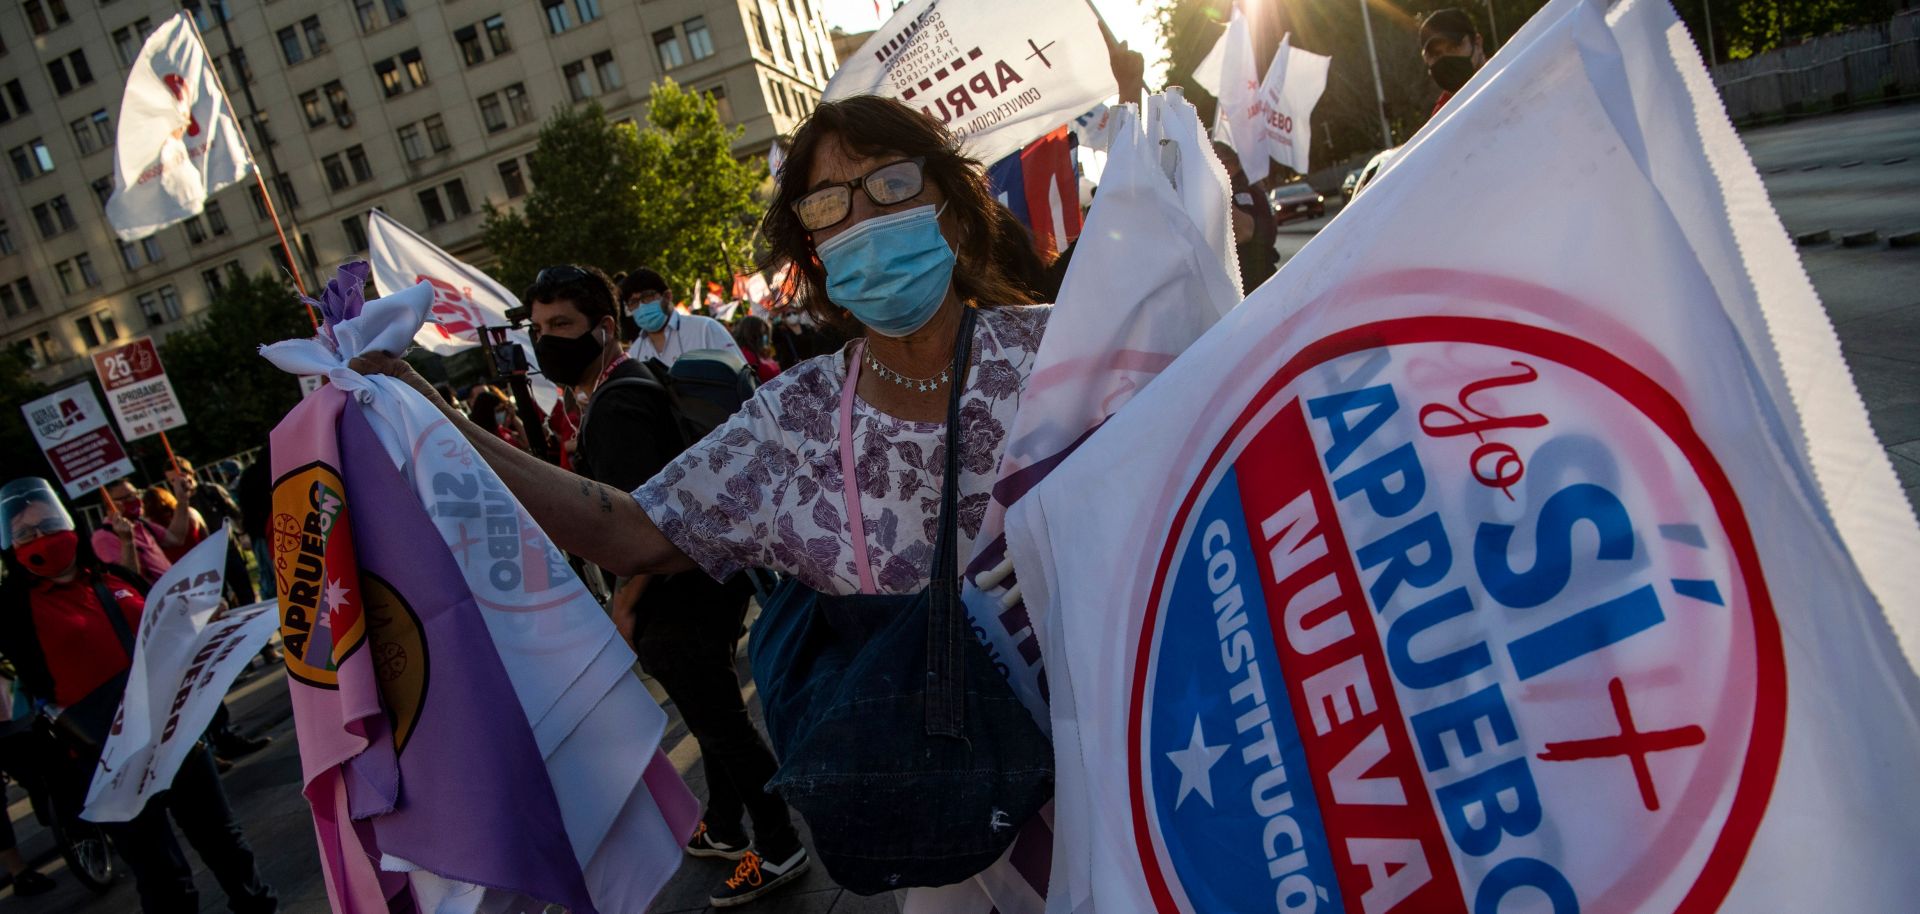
[0,348,54,484]
[483,82,766,302]
[156,270,314,463]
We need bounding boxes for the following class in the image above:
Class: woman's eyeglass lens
[794,160,925,232]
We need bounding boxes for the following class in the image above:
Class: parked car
[1351,147,1402,199]
[1269,180,1326,224]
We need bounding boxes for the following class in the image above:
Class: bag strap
[838,341,877,594]
[89,572,137,657]
[925,309,977,738]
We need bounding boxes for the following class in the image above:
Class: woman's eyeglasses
[792,158,926,232]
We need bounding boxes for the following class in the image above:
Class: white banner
[105,11,254,243]
[20,381,135,499]
[824,0,1116,167]
[366,209,556,410]
[83,527,276,822]
[1254,35,1330,177]
[1206,10,1269,182]
[1009,0,1920,911]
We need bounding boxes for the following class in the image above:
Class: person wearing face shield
[0,478,278,914]
[1420,8,1488,116]
[350,94,1076,901]
[620,268,741,368]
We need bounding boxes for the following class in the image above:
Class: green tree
[0,347,54,483]
[484,83,765,301]
[156,270,314,462]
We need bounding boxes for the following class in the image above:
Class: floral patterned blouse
[635,305,1051,596]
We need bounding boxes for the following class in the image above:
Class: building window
[206,200,228,235]
[278,27,304,65]
[418,187,447,226]
[269,242,294,276]
[229,49,253,85]
[32,196,76,238]
[190,0,229,29]
[485,15,511,55]
[384,0,407,24]
[543,0,572,35]
[112,19,152,67]
[686,17,715,61]
[376,59,402,97]
[654,28,685,70]
[705,84,732,123]
[401,49,427,88]
[498,159,526,198]
[24,0,71,35]
[424,114,450,153]
[0,81,28,123]
[343,216,367,252]
[91,176,112,209]
[323,153,349,191]
[563,61,592,102]
[301,90,325,127]
[575,0,601,24]
[478,92,506,133]
[455,26,485,67]
[75,315,100,349]
[27,331,55,368]
[88,109,113,150]
[352,0,378,33]
[0,221,13,255]
[444,179,471,218]
[274,174,299,209]
[71,116,100,155]
[117,240,140,271]
[47,51,92,95]
[76,253,99,288]
[504,83,533,125]
[593,51,622,92]
[9,139,54,181]
[247,184,270,220]
[96,307,118,341]
[347,145,372,183]
[184,215,208,244]
[142,236,164,263]
[56,261,76,294]
[17,278,40,311]
[202,265,227,297]
[0,286,14,318]
[325,81,351,123]
[750,10,769,53]
[398,124,426,162]
[302,16,327,55]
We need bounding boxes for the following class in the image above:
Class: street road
[7,104,1914,914]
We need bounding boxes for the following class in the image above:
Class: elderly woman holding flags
[354,36,1148,908]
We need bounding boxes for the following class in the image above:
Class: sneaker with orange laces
[708,845,810,907]
[685,820,749,860]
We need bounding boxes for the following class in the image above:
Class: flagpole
[1357,0,1394,148]
[181,8,320,326]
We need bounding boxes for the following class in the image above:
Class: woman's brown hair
[759,96,1038,332]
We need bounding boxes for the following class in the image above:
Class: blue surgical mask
[817,204,955,338]
[631,299,669,333]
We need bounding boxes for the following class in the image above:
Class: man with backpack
[522,265,807,907]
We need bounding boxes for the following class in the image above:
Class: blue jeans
[250,538,275,600]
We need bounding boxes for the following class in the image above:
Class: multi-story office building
[1,0,835,387]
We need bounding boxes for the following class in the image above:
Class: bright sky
[819,0,1171,88]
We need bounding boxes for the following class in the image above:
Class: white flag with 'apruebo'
[1254,35,1330,176]
[105,12,254,243]
[1009,0,1920,911]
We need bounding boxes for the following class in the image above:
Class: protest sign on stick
[20,382,136,499]
[83,527,276,823]
[93,337,186,442]
[825,0,1115,167]
[1007,0,1920,911]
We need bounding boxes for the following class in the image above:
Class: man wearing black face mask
[520,265,804,902]
[1420,8,1487,117]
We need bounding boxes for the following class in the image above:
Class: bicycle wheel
[52,818,115,893]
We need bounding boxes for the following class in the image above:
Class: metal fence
[1713,11,1920,123]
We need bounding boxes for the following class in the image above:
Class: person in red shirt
[90,476,202,584]
[0,477,278,914]
[1420,8,1488,117]
[730,315,784,384]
